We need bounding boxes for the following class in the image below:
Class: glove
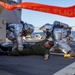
[18,45,23,51]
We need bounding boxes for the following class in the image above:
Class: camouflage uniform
[8,39,51,57]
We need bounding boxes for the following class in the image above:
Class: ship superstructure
[0,0,22,24]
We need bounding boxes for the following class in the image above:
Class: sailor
[0,39,54,60]
[50,21,75,58]
[6,21,34,52]
[6,21,24,51]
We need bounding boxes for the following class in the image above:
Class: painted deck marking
[53,62,75,75]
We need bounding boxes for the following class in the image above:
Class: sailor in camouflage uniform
[0,38,54,60]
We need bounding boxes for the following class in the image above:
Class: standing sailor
[50,21,75,58]
[6,21,24,51]
[6,21,34,52]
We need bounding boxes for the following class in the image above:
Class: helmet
[53,21,69,28]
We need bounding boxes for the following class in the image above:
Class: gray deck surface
[0,41,75,75]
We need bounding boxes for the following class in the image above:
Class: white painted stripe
[53,62,75,75]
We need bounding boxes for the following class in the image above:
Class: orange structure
[0,1,75,17]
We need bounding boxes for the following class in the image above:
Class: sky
[21,0,75,31]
